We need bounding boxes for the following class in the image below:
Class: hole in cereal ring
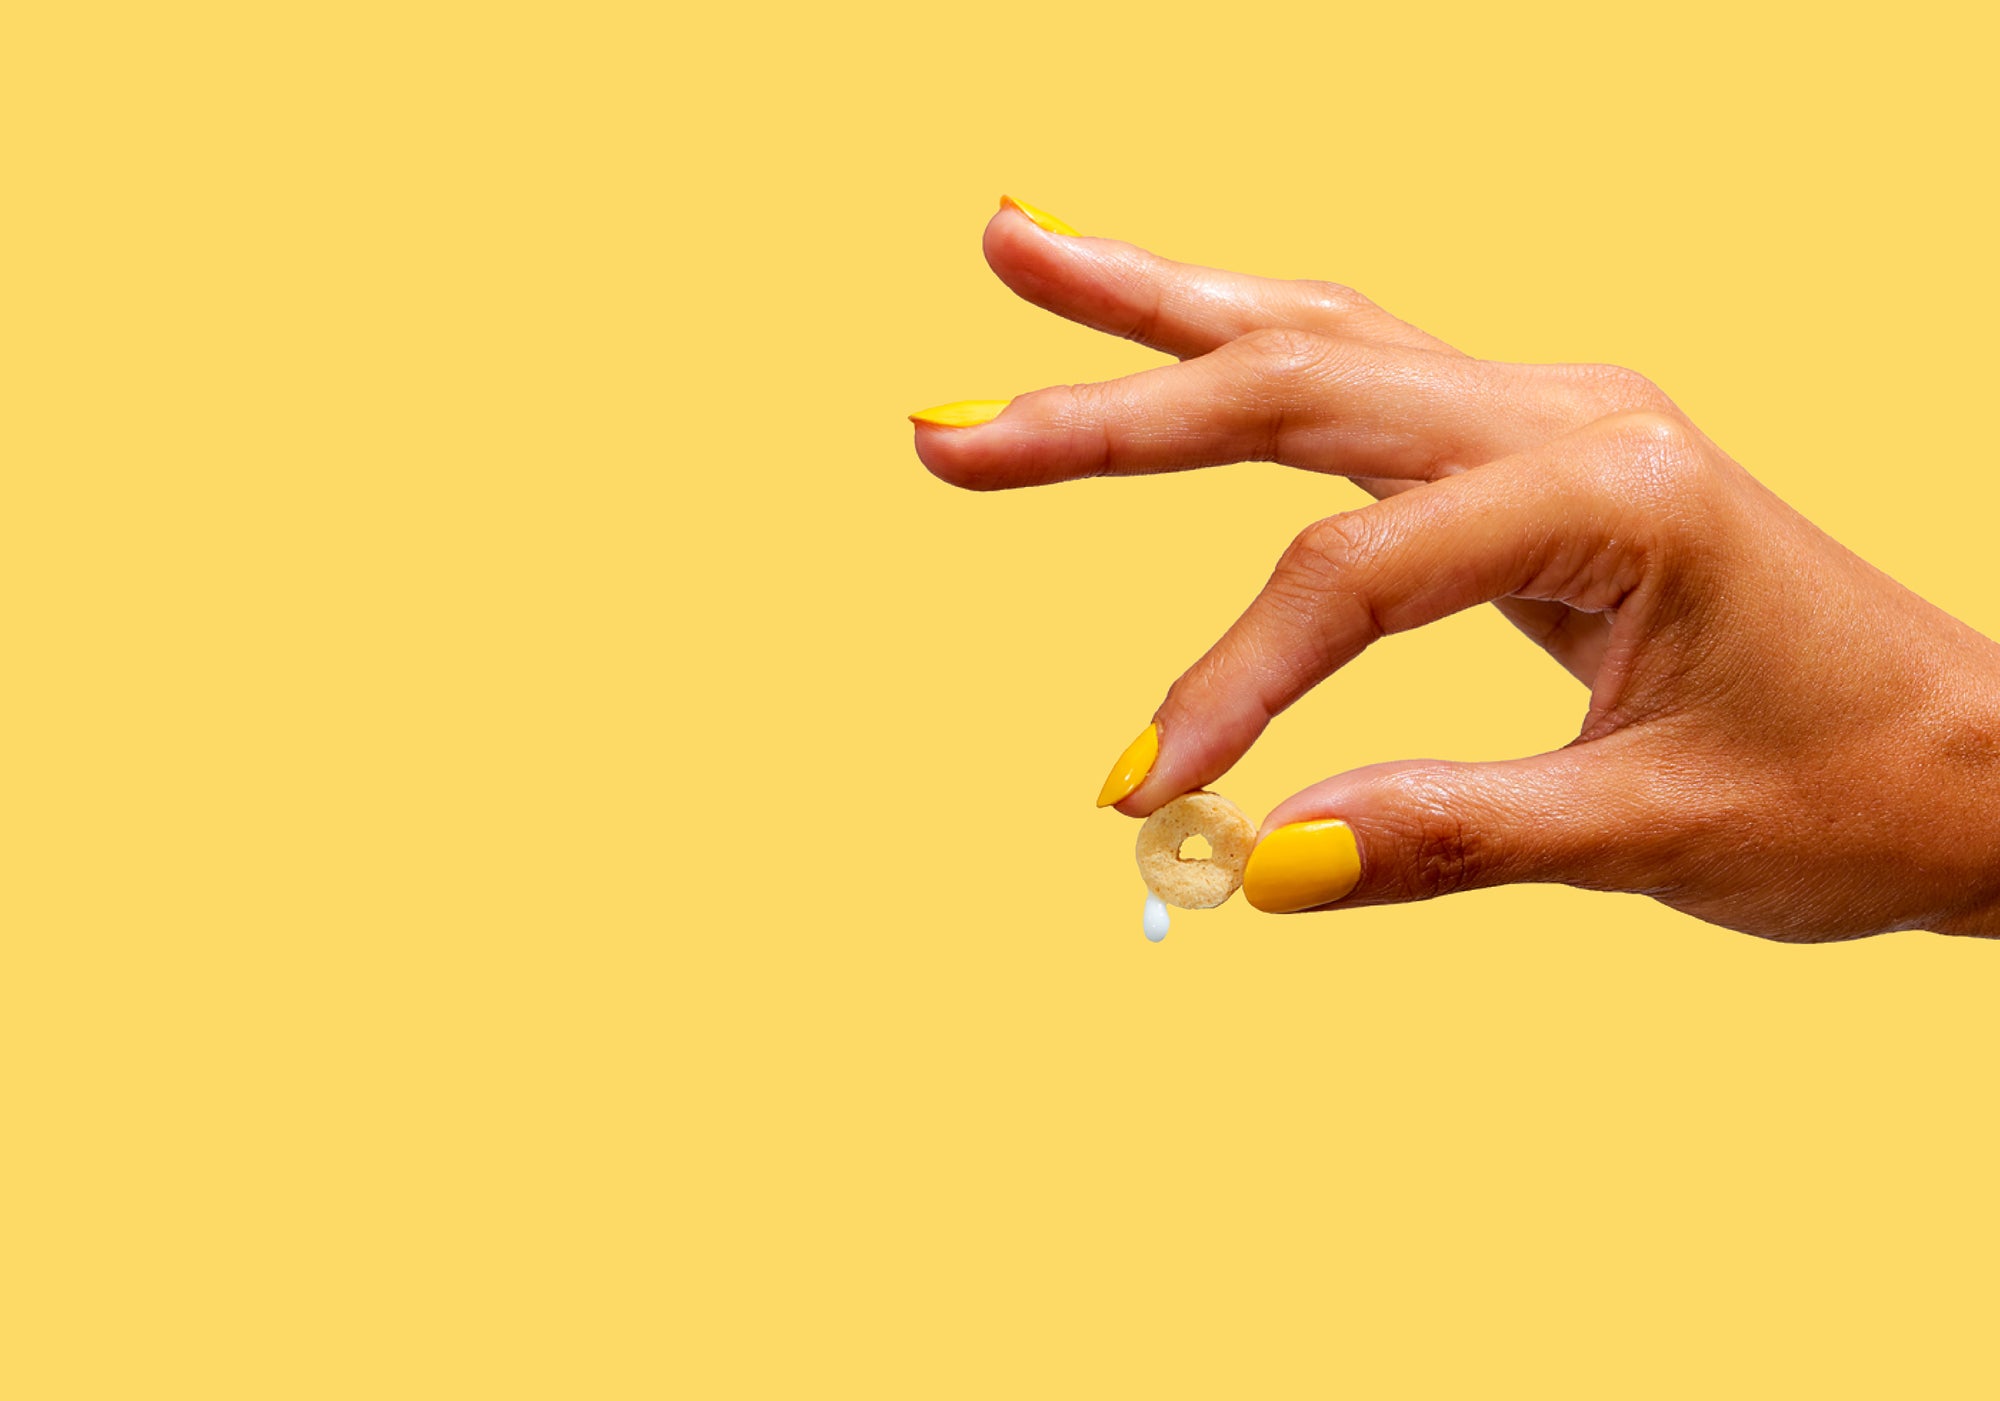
[1136,792,1254,910]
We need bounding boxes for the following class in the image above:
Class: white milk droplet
[1142,892,1170,943]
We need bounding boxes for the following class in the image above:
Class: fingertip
[1242,819,1363,914]
[1094,721,1161,811]
[1111,764,1188,818]
[1108,716,1263,821]
[913,428,998,492]
[982,202,1048,277]
[1111,771,1216,820]
[910,398,1019,489]
[982,199,1102,301]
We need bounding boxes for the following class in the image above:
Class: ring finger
[916,329,1586,492]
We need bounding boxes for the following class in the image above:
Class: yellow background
[5,2,1997,1395]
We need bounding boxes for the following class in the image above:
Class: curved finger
[985,197,1457,359]
[1111,420,1671,814]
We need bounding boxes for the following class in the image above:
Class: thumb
[1243,746,1662,913]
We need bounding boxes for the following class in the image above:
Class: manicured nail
[909,399,1011,428]
[1095,723,1159,808]
[1000,195,1079,237]
[1243,820,1361,913]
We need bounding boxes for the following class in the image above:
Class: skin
[914,206,2000,941]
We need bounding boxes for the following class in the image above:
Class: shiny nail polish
[999,195,1079,237]
[1096,723,1159,808]
[1243,820,1361,913]
[909,399,1011,428]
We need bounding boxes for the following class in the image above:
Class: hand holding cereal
[913,199,2000,941]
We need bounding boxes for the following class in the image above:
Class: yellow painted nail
[909,399,1011,428]
[1000,194,1079,237]
[1095,723,1160,808]
[1243,820,1362,913]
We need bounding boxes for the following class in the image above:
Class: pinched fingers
[1112,414,1701,815]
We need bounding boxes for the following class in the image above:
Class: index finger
[1112,420,1659,814]
[984,196,1458,360]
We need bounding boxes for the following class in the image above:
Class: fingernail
[909,399,1011,428]
[1095,723,1159,808]
[999,195,1079,237]
[1243,820,1361,913]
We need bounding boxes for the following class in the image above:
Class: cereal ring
[1135,791,1256,909]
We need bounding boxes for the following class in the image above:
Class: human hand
[913,199,2000,940]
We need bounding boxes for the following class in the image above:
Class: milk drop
[1142,891,1170,943]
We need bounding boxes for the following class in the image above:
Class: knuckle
[1235,326,1334,386]
[1583,363,1673,414]
[1591,409,1706,495]
[1293,278,1369,317]
[1283,510,1372,582]
[1118,256,1171,345]
[1389,774,1486,900]
[1054,377,1105,414]
[1029,382,1120,476]
[1579,409,1738,565]
[1595,406,1691,452]
[1271,511,1385,645]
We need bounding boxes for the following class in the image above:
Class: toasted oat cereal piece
[1135,791,1256,910]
